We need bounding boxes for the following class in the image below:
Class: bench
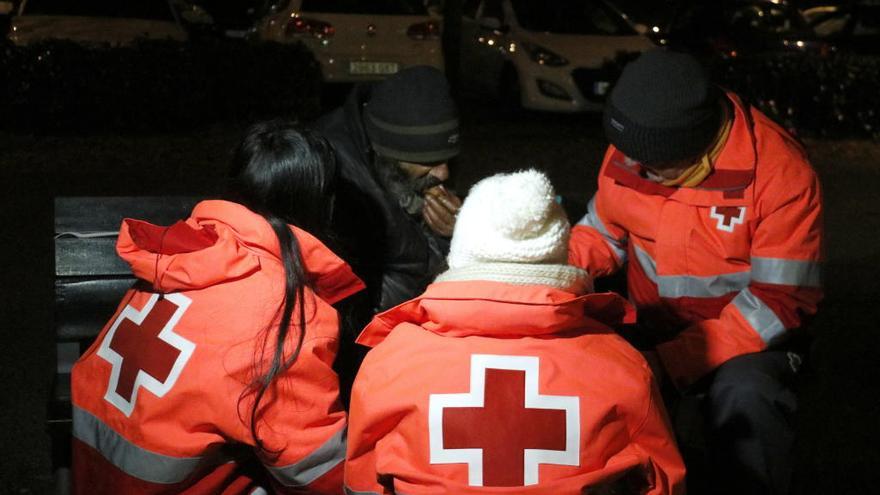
[51,196,200,491]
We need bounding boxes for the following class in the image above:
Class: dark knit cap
[603,49,723,165]
[364,65,460,164]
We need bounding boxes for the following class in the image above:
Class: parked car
[7,0,187,46]
[256,0,444,82]
[459,0,660,113]
[802,2,880,55]
[664,0,830,59]
[1,1,14,38]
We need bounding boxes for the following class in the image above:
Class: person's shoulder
[354,322,435,388]
[313,105,348,136]
[748,107,810,166]
[581,331,652,376]
[742,107,817,192]
[528,328,654,389]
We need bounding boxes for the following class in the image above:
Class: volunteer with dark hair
[314,65,462,315]
[71,121,364,494]
[346,170,685,495]
[569,49,824,495]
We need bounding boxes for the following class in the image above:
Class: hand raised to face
[423,185,461,237]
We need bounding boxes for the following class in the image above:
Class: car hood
[515,29,655,66]
[9,16,187,46]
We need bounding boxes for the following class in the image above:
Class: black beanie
[364,66,460,164]
[603,49,723,165]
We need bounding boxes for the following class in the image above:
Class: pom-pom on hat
[447,169,570,268]
[603,49,723,165]
[364,65,460,164]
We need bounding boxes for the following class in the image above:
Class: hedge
[599,50,880,140]
[709,52,880,139]
[0,38,322,132]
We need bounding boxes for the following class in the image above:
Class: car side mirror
[0,1,14,15]
[479,17,508,33]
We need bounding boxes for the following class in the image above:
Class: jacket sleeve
[252,333,348,495]
[569,190,628,278]
[344,365,389,495]
[657,157,823,389]
[630,379,687,495]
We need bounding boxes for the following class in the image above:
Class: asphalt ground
[1,98,879,494]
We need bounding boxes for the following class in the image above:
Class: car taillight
[710,38,737,58]
[285,15,335,38]
[407,21,440,40]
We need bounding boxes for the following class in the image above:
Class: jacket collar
[356,280,634,347]
[603,93,756,206]
[118,200,364,303]
[343,82,376,161]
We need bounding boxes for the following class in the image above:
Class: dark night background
[2,0,880,493]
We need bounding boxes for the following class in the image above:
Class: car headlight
[519,41,568,67]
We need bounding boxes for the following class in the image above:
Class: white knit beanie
[439,169,591,292]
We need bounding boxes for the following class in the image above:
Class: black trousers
[673,350,802,495]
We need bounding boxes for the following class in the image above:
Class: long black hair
[227,119,337,454]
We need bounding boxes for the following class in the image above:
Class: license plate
[349,61,399,75]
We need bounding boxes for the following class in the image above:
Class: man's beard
[374,155,444,216]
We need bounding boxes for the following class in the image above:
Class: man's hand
[423,185,461,237]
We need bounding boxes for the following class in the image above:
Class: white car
[257,0,444,82]
[8,0,187,46]
[461,0,659,112]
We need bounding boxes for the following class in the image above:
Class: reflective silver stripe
[658,271,751,298]
[751,257,822,288]
[267,426,347,487]
[367,113,459,135]
[72,405,202,484]
[633,245,750,298]
[345,487,382,495]
[732,288,787,346]
[576,195,628,263]
[633,244,658,283]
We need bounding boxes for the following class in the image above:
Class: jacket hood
[356,280,634,347]
[117,200,364,303]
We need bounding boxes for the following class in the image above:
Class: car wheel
[499,65,522,113]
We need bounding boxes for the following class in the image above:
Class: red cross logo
[97,293,195,416]
[429,354,580,487]
[710,206,746,233]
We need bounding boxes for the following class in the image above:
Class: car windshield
[510,0,635,35]
[728,4,808,35]
[23,0,175,20]
[600,0,674,30]
[669,1,812,39]
[300,0,428,15]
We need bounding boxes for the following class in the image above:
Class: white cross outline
[428,354,580,487]
[710,206,746,233]
[97,293,195,417]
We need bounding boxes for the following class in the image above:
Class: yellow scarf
[661,108,733,188]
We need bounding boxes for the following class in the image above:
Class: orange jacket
[71,200,364,494]
[569,94,823,389]
[345,280,685,495]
